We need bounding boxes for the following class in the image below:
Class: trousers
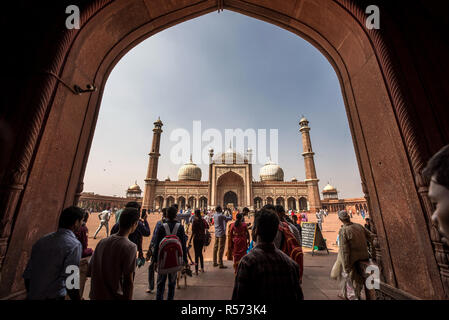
[213,235,226,266]
[156,272,177,300]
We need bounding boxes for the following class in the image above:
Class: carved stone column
[0,170,27,269]
[73,182,84,206]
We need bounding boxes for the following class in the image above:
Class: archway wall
[0,0,447,299]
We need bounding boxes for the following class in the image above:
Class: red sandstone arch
[0,0,447,300]
[216,171,245,207]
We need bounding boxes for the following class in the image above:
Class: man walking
[232,208,303,300]
[23,206,83,300]
[331,210,375,300]
[88,208,139,300]
[316,209,327,231]
[153,206,188,300]
[213,206,232,268]
[110,202,150,267]
[94,208,111,239]
[146,208,167,293]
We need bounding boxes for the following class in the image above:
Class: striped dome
[259,160,284,181]
[178,158,202,181]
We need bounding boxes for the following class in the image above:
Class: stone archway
[299,197,308,211]
[166,196,175,208]
[154,196,164,210]
[224,191,238,209]
[216,171,245,208]
[287,197,296,210]
[276,197,285,207]
[1,0,447,300]
[188,196,196,209]
[254,197,262,210]
[177,197,186,211]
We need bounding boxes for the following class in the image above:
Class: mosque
[78,117,366,212]
[138,117,366,212]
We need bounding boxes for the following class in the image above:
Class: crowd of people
[20,144,449,301]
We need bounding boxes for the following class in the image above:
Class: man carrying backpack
[153,206,187,300]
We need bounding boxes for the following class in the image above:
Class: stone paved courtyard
[83,211,367,300]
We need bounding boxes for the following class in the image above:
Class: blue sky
[83,10,363,199]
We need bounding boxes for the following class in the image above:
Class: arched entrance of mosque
[154,196,164,210]
[1,0,448,300]
[224,191,238,209]
[287,197,296,211]
[254,197,263,210]
[216,171,245,209]
[188,196,196,209]
[177,197,186,211]
[199,197,208,210]
[166,196,175,208]
[299,197,308,211]
[276,197,285,207]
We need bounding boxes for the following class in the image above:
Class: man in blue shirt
[23,206,84,300]
[213,206,232,268]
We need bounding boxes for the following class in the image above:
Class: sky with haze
[83,10,363,199]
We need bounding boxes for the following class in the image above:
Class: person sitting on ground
[153,206,188,300]
[423,144,449,246]
[227,213,250,273]
[330,210,376,300]
[88,207,139,300]
[232,209,304,300]
[23,206,84,300]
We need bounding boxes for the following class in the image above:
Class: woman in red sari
[226,213,250,273]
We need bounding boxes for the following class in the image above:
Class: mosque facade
[78,117,366,213]
[139,117,365,212]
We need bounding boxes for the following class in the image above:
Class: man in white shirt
[94,209,111,239]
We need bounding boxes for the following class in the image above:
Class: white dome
[260,160,284,181]
[127,181,141,192]
[178,158,201,181]
[323,183,337,192]
[213,146,247,164]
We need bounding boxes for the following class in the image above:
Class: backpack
[279,221,304,281]
[157,223,184,274]
[204,229,211,246]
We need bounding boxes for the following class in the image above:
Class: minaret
[299,116,321,210]
[142,117,163,211]
[208,147,214,209]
